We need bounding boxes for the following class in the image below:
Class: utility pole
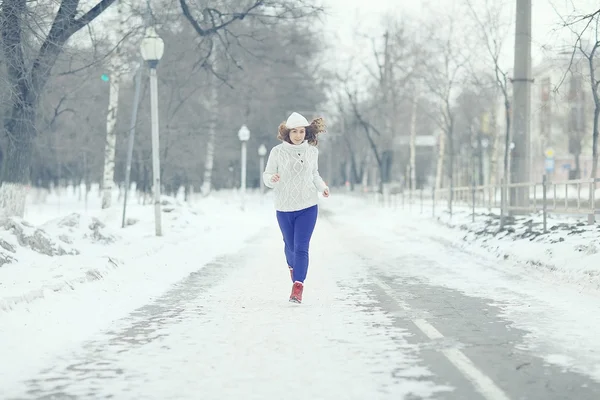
[510,0,532,209]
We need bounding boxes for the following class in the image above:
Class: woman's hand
[323,188,330,198]
[271,174,280,183]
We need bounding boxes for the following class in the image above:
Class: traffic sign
[545,157,555,172]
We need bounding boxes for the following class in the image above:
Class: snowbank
[433,208,600,293]
[0,213,121,311]
[0,187,272,312]
[328,192,600,294]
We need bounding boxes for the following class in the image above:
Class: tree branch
[179,0,265,37]
[565,8,600,26]
[0,0,28,104]
[71,0,118,35]
[30,0,118,97]
[552,4,599,90]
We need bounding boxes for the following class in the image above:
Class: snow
[325,193,600,382]
[2,187,600,397]
[17,231,448,399]
[0,187,269,311]
[357,191,600,293]
[0,187,272,390]
[0,186,452,399]
[433,205,600,294]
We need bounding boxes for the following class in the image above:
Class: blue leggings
[276,205,318,283]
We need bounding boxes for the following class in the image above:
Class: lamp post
[140,26,164,236]
[238,125,250,210]
[258,144,267,195]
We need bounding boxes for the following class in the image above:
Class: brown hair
[277,117,326,146]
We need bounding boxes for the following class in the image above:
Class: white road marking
[373,277,512,400]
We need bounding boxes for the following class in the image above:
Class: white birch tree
[101,1,129,209]
[200,39,219,196]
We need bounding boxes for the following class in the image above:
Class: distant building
[494,52,597,182]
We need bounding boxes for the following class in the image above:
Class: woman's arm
[312,148,328,193]
[263,147,279,189]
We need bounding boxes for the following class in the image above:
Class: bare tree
[179,0,322,74]
[557,6,600,222]
[31,41,116,193]
[575,27,600,187]
[200,38,219,196]
[341,81,385,193]
[566,69,587,179]
[330,20,423,192]
[420,16,470,213]
[567,8,600,27]
[0,0,117,217]
[331,95,366,190]
[365,24,422,185]
[453,84,496,187]
[101,1,128,209]
[176,1,324,193]
[465,0,512,191]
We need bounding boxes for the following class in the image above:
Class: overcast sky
[319,0,598,77]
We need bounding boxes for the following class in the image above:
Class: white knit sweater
[262,141,328,212]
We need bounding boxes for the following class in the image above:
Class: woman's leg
[276,211,295,273]
[292,205,318,283]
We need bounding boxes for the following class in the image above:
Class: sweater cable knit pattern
[262,141,328,212]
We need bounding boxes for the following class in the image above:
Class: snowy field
[1,186,600,399]
[0,186,270,311]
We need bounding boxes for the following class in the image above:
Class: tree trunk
[357,121,383,193]
[586,107,599,224]
[477,128,484,185]
[101,72,120,209]
[381,30,393,185]
[343,134,361,187]
[409,94,417,191]
[587,47,599,181]
[503,99,511,185]
[201,42,219,196]
[447,123,454,214]
[0,103,36,218]
[101,1,126,209]
[142,163,150,205]
[585,42,599,223]
[489,106,500,187]
[591,107,599,184]
[434,130,446,192]
[0,0,117,217]
[161,129,171,184]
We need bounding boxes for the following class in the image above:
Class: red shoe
[289,281,303,303]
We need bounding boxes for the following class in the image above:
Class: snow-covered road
[2,194,600,399]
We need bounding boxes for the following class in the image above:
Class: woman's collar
[282,140,309,149]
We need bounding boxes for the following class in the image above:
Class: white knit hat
[285,112,310,129]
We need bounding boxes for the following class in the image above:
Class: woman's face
[289,127,306,145]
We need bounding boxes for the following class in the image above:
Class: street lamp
[238,125,250,210]
[140,26,164,236]
[258,144,267,195]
